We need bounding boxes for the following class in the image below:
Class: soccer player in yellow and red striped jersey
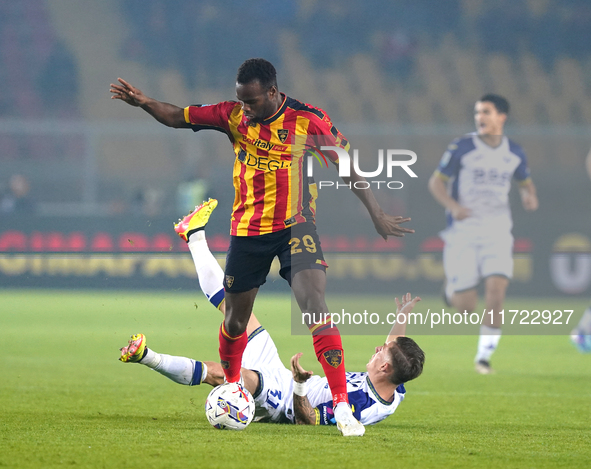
[183,96,345,237]
[110,58,414,436]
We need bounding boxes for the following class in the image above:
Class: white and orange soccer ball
[205,382,255,430]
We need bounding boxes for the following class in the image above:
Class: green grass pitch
[1,289,590,469]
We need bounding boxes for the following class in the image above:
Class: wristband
[293,381,307,396]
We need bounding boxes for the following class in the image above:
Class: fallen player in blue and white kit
[119,202,425,427]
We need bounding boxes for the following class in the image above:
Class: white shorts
[241,327,294,423]
[443,230,513,295]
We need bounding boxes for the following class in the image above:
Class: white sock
[445,283,455,304]
[187,231,225,308]
[333,402,353,421]
[139,348,161,368]
[140,350,208,386]
[475,325,501,362]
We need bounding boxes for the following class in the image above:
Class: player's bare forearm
[140,98,189,128]
[290,353,316,424]
[387,318,407,342]
[293,394,318,425]
[519,179,539,211]
[110,77,189,128]
[203,364,259,396]
[428,173,471,220]
[428,173,456,211]
[342,170,414,239]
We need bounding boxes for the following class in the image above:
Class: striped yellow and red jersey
[184,94,349,236]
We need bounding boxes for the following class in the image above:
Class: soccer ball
[204,382,255,430]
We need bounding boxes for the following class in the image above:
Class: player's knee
[453,295,477,313]
[224,315,248,337]
[300,298,328,316]
[486,289,505,303]
[485,280,508,302]
[300,305,330,327]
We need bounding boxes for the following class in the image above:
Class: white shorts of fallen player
[443,229,514,296]
[241,328,296,424]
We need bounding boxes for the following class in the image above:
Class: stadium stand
[0,0,81,164]
[0,0,589,211]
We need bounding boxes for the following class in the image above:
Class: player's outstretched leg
[119,333,147,363]
[174,199,262,370]
[174,199,226,310]
[174,198,218,242]
[119,333,209,385]
[175,199,261,335]
[175,201,250,385]
[118,334,262,397]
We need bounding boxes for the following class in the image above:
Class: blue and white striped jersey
[305,372,406,425]
[244,328,405,426]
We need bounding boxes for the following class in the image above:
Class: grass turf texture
[1,290,590,469]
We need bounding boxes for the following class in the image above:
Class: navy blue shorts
[223,223,327,293]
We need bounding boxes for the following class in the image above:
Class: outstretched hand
[290,353,313,383]
[387,292,421,341]
[110,78,147,107]
[395,292,421,317]
[373,213,415,239]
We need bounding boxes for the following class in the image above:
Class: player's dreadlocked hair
[236,58,278,90]
[479,93,510,115]
[387,337,425,385]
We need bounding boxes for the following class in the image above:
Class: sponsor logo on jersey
[240,153,292,171]
[243,135,275,151]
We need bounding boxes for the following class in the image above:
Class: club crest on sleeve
[225,275,234,288]
[323,349,343,368]
[277,129,289,143]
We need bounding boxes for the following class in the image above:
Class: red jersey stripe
[184,96,348,236]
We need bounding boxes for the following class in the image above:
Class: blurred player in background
[119,203,424,427]
[428,94,539,374]
[570,147,591,353]
[110,59,414,436]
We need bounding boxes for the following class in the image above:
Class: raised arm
[110,78,190,128]
[290,353,318,425]
[386,293,421,343]
[519,179,538,211]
